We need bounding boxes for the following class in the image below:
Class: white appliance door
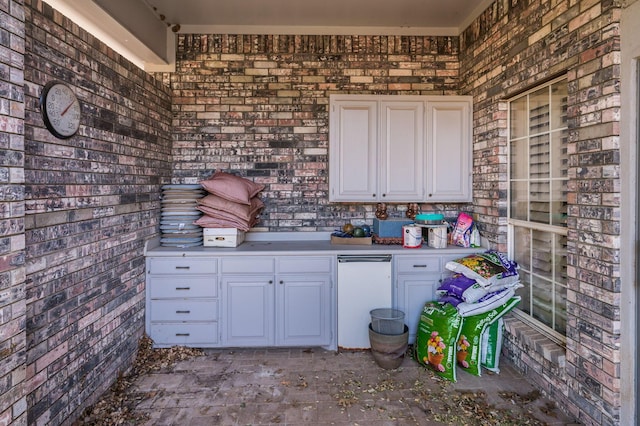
[337,255,392,349]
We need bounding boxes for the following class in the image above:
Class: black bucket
[368,323,409,370]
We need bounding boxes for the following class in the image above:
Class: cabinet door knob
[269,280,273,284]
[279,280,284,285]
[413,264,428,268]
[175,333,190,336]
[176,310,191,314]
[175,287,191,290]
[175,266,190,270]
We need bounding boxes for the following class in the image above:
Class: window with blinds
[508,77,568,341]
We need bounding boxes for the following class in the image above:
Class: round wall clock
[39,81,81,139]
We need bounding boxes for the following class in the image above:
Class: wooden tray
[372,234,403,245]
[330,235,373,245]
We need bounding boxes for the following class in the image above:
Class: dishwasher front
[337,254,392,349]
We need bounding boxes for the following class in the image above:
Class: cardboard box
[373,218,414,238]
[330,235,373,245]
[203,228,245,247]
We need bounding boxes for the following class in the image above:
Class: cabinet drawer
[149,323,219,346]
[222,257,274,274]
[149,276,217,298]
[395,256,441,273]
[150,299,218,322]
[278,256,332,274]
[148,257,217,275]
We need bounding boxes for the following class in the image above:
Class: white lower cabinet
[395,254,462,344]
[145,248,477,350]
[276,275,332,346]
[146,257,219,348]
[395,255,442,345]
[221,256,333,348]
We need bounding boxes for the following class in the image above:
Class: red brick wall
[0,1,27,425]
[21,1,172,424]
[460,1,623,424]
[164,34,472,228]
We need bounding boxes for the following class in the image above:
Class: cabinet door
[379,101,425,201]
[425,98,473,202]
[396,274,441,344]
[329,99,378,201]
[222,275,274,346]
[276,274,331,346]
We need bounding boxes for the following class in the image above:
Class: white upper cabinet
[379,101,425,202]
[425,98,473,202]
[329,95,472,203]
[329,99,378,201]
[329,96,424,202]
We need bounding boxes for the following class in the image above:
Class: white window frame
[507,76,568,346]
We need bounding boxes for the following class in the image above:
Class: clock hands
[61,99,77,116]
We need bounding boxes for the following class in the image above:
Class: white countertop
[144,233,483,257]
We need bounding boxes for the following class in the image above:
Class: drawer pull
[175,333,190,337]
[175,287,191,290]
[176,310,191,314]
[175,266,190,270]
[413,264,428,268]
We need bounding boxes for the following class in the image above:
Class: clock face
[40,81,81,139]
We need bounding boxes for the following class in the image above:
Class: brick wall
[0,0,27,425]
[21,1,172,424]
[1,1,625,424]
[164,34,472,229]
[459,0,622,425]
[166,7,625,422]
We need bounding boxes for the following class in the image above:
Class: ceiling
[43,0,494,71]
[139,0,490,31]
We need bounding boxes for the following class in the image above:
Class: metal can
[402,225,422,248]
[427,225,448,249]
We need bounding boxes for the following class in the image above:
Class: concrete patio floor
[127,347,580,425]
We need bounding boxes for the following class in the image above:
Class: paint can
[427,225,448,249]
[402,225,422,248]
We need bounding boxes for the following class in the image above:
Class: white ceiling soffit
[165,0,494,36]
[42,0,494,72]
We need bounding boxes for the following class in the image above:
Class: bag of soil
[481,317,505,373]
[416,302,463,382]
[456,297,520,377]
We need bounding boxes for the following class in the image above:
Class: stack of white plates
[160,184,204,247]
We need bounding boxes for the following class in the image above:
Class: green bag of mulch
[416,302,463,382]
[456,297,520,377]
[481,317,504,373]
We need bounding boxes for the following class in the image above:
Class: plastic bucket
[369,323,409,369]
[370,308,405,335]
